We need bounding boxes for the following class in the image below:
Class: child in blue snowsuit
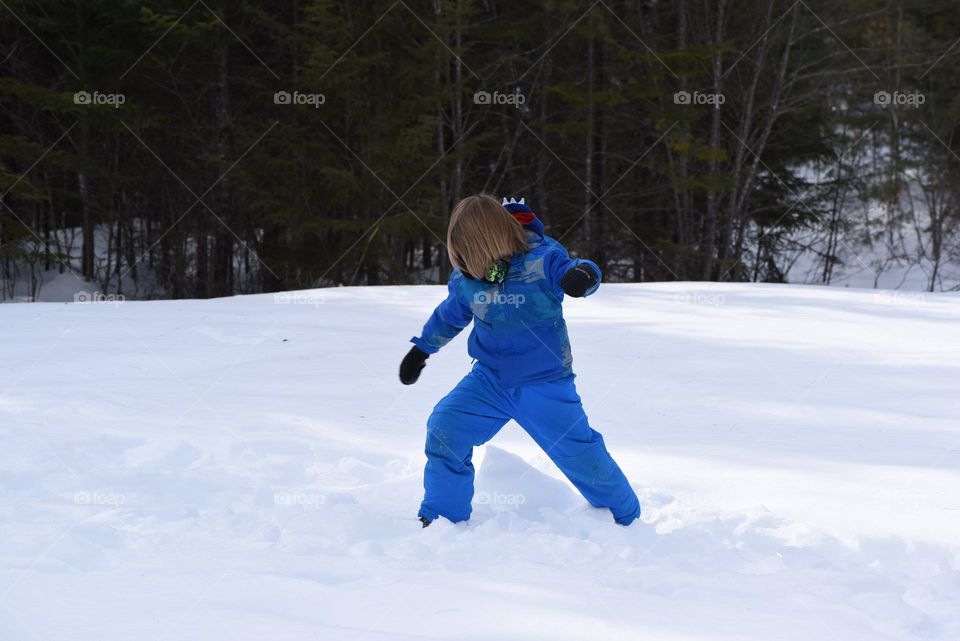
[399,194,640,527]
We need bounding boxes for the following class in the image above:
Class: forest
[1,0,959,299]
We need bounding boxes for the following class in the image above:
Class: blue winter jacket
[411,214,601,387]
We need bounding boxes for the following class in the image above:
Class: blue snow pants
[418,364,641,525]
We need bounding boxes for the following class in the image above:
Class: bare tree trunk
[672,0,691,278]
[78,109,94,281]
[535,28,553,221]
[212,32,233,297]
[701,0,726,280]
[822,181,843,284]
[452,7,464,207]
[434,0,451,282]
[593,22,606,271]
[74,3,95,283]
[584,14,597,255]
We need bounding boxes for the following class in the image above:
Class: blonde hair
[447,194,528,279]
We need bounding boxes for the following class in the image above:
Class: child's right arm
[399,272,473,385]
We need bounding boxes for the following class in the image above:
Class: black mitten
[399,346,429,385]
[560,264,599,297]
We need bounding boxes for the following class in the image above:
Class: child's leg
[419,367,510,523]
[514,376,641,525]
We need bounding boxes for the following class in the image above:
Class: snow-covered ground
[1,282,959,640]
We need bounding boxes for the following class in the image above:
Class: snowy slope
[1,282,959,641]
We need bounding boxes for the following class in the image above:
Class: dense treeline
[1,0,959,299]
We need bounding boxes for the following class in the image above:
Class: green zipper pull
[483,260,508,284]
